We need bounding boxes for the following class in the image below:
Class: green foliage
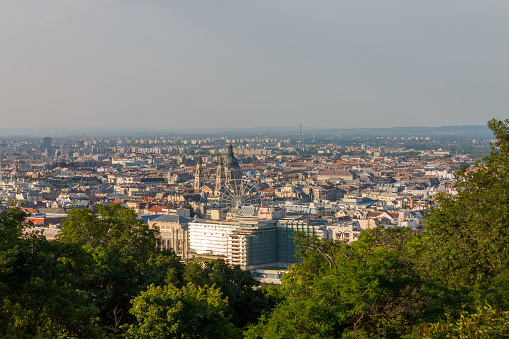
[0,207,101,337]
[0,205,27,242]
[247,119,509,338]
[416,305,509,339]
[127,283,241,339]
[57,204,185,332]
[1,204,274,337]
[247,228,431,338]
[184,259,272,329]
[424,118,509,307]
[59,204,160,259]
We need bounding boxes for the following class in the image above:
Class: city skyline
[1,1,508,129]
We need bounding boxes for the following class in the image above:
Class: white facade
[327,222,362,243]
[188,222,237,256]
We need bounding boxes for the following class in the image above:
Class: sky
[1,1,508,130]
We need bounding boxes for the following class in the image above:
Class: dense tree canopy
[0,208,101,337]
[246,229,434,338]
[424,119,509,307]
[57,204,185,332]
[127,283,241,339]
[184,259,272,328]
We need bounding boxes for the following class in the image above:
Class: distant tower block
[42,137,52,150]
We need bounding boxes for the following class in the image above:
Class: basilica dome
[223,144,240,169]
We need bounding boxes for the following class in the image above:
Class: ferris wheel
[219,179,261,211]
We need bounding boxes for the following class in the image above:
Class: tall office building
[42,137,52,150]
[42,137,52,157]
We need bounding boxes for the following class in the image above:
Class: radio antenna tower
[299,123,302,145]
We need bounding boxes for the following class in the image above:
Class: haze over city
[1,1,508,130]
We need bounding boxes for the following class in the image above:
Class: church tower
[215,144,242,196]
[194,156,204,191]
[215,156,225,195]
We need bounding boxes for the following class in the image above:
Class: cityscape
[0,127,494,281]
[2,0,509,337]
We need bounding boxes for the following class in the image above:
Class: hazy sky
[1,1,508,130]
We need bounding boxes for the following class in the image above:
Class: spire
[194,156,204,190]
[215,156,226,195]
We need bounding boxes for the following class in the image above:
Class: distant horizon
[0,124,493,138]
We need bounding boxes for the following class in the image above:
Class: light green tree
[127,283,241,339]
[416,305,509,339]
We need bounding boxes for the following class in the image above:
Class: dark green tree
[0,207,101,337]
[184,259,273,329]
[57,204,185,332]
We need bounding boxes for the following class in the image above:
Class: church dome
[223,144,240,169]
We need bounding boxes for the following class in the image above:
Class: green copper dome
[223,143,240,168]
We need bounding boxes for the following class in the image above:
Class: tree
[423,118,509,307]
[184,259,272,329]
[127,283,241,339]
[58,204,160,255]
[57,204,185,332]
[0,205,27,243]
[416,305,509,339]
[246,229,431,338]
[0,207,102,337]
